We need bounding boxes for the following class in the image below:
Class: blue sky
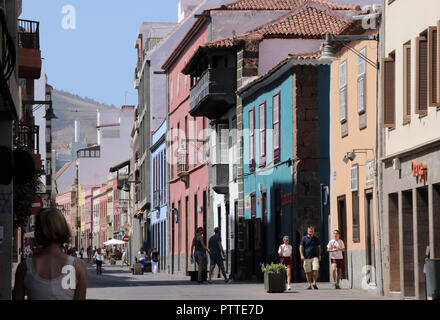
[21,0,178,107]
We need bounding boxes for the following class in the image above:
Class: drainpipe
[375,11,385,297]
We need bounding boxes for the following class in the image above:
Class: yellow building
[328,28,380,292]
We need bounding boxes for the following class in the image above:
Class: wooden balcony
[18,19,41,79]
[189,68,236,119]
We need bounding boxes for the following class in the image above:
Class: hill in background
[51,89,119,148]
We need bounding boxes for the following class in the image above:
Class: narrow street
[86,261,391,300]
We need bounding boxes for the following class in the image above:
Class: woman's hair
[196,227,204,234]
[334,229,341,234]
[283,235,289,241]
[34,208,71,248]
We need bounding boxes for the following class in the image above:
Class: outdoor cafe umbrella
[103,239,126,246]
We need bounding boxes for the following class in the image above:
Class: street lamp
[23,84,57,207]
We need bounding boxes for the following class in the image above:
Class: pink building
[162,20,211,276]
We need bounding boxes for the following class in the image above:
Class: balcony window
[249,108,255,171]
[273,92,281,163]
[259,101,266,167]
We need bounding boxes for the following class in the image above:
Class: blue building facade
[150,120,168,272]
[239,56,331,281]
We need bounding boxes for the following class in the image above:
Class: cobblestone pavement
[85,260,393,300]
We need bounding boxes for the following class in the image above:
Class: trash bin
[424,259,440,300]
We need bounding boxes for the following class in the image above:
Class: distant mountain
[51,89,118,148]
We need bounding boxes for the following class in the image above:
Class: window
[177,73,180,97]
[428,26,440,106]
[416,35,428,115]
[403,42,411,123]
[249,108,255,171]
[259,101,266,167]
[170,78,174,103]
[273,92,281,163]
[382,53,396,127]
[357,48,366,114]
[170,127,174,179]
[352,191,360,243]
[217,123,228,164]
[339,61,347,123]
[250,193,256,218]
[193,118,197,168]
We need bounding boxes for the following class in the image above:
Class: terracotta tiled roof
[290,48,322,60]
[201,37,235,49]
[247,1,354,39]
[212,0,359,11]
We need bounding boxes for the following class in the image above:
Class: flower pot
[264,272,286,293]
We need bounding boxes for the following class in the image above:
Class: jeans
[96,260,103,274]
[152,261,158,274]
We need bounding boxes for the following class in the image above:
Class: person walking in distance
[191,227,209,284]
[94,248,104,275]
[327,230,345,289]
[150,247,160,274]
[207,227,229,284]
[299,226,321,290]
[12,208,87,300]
[278,235,293,290]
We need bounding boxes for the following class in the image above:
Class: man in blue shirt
[208,227,229,283]
[300,226,321,290]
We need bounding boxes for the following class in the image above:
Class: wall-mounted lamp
[319,33,380,69]
[392,158,401,170]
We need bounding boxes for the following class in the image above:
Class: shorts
[331,259,344,269]
[303,257,320,273]
[194,250,206,261]
[280,257,292,269]
[210,254,224,268]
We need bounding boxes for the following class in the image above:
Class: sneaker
[306,285,312,290]
[335,284,340,289]
[224,279,229,283]
[313,284,318,290]
[287,285,292,290]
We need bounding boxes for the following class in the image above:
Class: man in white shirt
[278,235,293,290]
[327,230,345,289]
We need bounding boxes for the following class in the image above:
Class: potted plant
[261,262,287,293]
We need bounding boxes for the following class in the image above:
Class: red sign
[123,235,130,242]
[281,192,292,206]
[411,161,427,180]
[32,196,43,215]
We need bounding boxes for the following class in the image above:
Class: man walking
[208,227,229,283]
[299,226,321,290]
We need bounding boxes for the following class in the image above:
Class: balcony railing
[14,123,39,154]
[189,68,236,119]
[17,19,41,79]
[177,153,188,176]
[18,19,40,50]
